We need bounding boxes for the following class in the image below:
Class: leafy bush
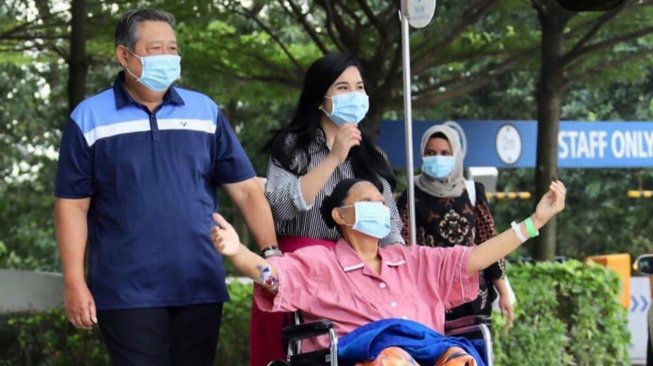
[492,260,630,366]
[216,279,252,366]
[0,310,108,366]
[0,280,253,366]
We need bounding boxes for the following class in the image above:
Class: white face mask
[323,91,369,125]
[340,201,391,239]
[124,48,181,92]
[422,155,456,179]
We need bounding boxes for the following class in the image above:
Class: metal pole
[400,10,416,246]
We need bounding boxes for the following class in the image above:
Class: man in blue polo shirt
[54,9,278,365]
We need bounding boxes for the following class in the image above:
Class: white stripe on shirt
[83,118,215,146]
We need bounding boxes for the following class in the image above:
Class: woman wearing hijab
[397,124,514,326]
[211,178,566,365]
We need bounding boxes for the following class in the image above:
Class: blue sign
[378,120,653,168]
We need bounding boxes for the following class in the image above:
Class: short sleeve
[213,110,256,184]
[55,118,94,198]
[253,249,324,313]
[410,245,479,310]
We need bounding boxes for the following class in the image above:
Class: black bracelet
[260,245,282,258]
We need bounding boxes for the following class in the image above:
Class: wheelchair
[268,313,494,366]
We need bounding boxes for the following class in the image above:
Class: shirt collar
[334,239,407,273]
[113,71,185,110]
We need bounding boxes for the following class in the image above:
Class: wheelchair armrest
[444,315,491,332]
[283,319,334,344]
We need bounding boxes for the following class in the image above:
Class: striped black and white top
[265,130,405,246]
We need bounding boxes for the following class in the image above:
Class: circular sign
[401,0,437,29]
[495,124,522,165]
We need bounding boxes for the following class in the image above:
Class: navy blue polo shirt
[55,73,255,310]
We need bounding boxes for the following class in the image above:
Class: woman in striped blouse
[250,53,404,366]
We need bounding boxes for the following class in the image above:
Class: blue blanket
[337,318,485,366]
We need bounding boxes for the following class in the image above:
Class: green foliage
[0,62,63,271]
[2,0,653,273]
[0,281,252,366]
[216,280,252,366]
[0,310,109,366]
[492,260,630,366]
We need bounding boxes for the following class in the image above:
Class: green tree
[3,0,653,271]
[0,63,63,270]
[531,0,653,260]
[181,0,536,131]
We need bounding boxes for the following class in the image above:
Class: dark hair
[429,131,449,141]
[115,9,176,50]
[319,178,383,232]
[262,53,396,192]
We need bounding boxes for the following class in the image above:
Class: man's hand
[64,281,97,329]
[211,213,242,257]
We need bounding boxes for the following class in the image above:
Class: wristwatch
[259,245,282,258]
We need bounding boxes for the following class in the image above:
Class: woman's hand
[329,123,362,164]
[211,213,242,257]
[498,295,515,329]
[532,180,566,228]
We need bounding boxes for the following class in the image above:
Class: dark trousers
[97,303,223,366]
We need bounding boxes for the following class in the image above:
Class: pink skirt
[249,236,337,366]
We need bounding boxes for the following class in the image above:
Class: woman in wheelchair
[211,178,566,366]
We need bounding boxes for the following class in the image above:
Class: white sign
[496,124,522,165]
[401,0,436,28]
[629,277,651,365]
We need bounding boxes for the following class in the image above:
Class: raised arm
[300,124,361,202]
[466,180,567,275]
[211,213,279,293]
[266,124,361,220]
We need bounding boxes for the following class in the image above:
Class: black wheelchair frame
[268,314,493,366]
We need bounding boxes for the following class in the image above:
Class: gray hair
[114,9,176,50]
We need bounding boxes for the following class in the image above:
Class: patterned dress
[397,182,505,319]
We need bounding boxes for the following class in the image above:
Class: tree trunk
[532,3,571,261]
[68,0,87,113]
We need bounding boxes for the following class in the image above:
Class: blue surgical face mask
[125,49,181,92]
[324,91,369,125]
[340,201,391,239]
[422,155,455,179]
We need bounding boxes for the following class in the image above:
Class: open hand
[211,213,242,257]
[533,180,566,227]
